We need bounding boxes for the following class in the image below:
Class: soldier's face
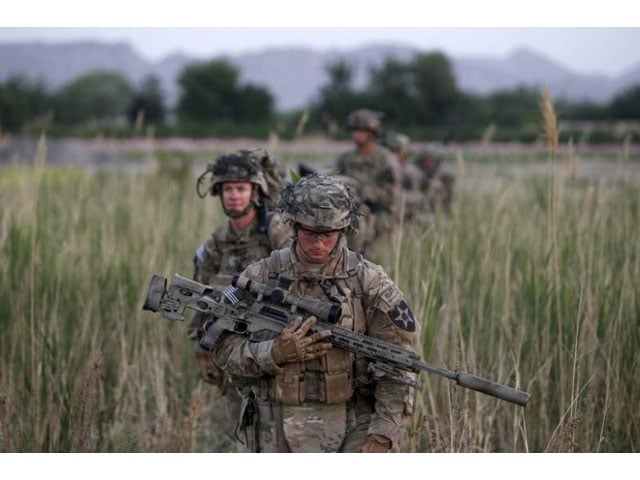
[295,226,341,264]
[221,181,253,215]
[350,129,374,147]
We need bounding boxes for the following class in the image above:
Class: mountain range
[1,41,639,111]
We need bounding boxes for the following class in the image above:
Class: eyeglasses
[297,227,341,241]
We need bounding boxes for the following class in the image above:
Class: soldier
[190,149,291,450]
[332,174,376,256]
[334,109,401,258]
[414,148,455,218]
[211,174,419,452]
[383,132,426,222]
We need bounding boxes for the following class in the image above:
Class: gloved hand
[271,316,332,365]
[360,434,392,453]
[195,349,223,387]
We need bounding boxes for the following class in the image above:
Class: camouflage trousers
[243,398,372,453]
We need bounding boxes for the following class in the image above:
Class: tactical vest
[257,247,369,406]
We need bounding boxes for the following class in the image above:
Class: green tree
[53,71,133,125]
[454,92,494,138]
[127,75,166,126]
[411,52,458,124]
[234,85,274,122]
[486,86,541,126]
[610,84,640,119]
[313,52,459,132]
[0,76,51,132]
[558,99,610,121]
[176,59,273,124]
[312,58,374,133]
[325,58,353,92]
[367,57,417,123]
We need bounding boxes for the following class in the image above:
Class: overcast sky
[2,1,639,76]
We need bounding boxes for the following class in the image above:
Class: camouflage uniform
[295,165,376,255]
[212,175,418,452]
[190,150,291,450]
[383,132,426,222]
[193,211,290,286]
[414,149,455,220]
[334,109,402,257]
[331,175,376,257]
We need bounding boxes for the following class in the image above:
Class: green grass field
[1,142,638,452]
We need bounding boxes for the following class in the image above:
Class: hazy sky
[2,1,639,76]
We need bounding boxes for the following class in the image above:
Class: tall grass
[1,144,638,452]
[392,150,639,452]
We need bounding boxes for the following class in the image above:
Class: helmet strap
[224,204,254,218]
[250,185,263,208]
[220,196,255,219]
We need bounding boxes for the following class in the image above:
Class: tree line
[1,52,639,142]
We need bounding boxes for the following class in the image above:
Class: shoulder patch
[389,300,416,332]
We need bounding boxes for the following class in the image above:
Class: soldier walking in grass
[334,109,401,260]
[414,148,455,220]
[211,174,419,452]
[382,132,427,223]
[189,149,291,450]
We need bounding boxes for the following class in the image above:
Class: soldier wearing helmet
[211,174,418,453]
[334,109,401,259]
[189,149,291,451]
[383,132,427,222]
[383,131,410,162]
[414,148,455,220]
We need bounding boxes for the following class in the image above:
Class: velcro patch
[380,285,402,307]
[389,300,416,332]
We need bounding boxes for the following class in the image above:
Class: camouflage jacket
[400,162,428,220]
[334,145,401,219]
[212,241,418,449]
[193,210,291,285]
[189,209,291,362]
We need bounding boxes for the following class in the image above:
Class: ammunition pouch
[271,349,354,405]
[273,363,306,405]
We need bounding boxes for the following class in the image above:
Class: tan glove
[271,316,332,365]
[195,349,223,387]
[360,434,392,453]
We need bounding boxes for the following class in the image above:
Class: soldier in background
[334,175,377,256]
[296,165,376,256]
[414,148,455,217]
[334,109,401,259]
[382,132,426,223]
[190,149,291,450]
[211,174,418,452]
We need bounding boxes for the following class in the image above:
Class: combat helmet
[414,148,444,179]
[196,149,270,199]
[383,132,410,155]
[346,109,384,136]
[278,174,360,234]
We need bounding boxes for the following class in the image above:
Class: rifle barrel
[416,360,530,407]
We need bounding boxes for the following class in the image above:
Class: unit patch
[389,300,416,332]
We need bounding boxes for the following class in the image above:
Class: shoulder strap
[342,250,367,333]
[344,250,365,298]
[262,210,276,248]
[257,205,270,234]
[266,247,292,275]
[211,222,229,254]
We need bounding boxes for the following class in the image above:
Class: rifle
[142,272,530,407]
